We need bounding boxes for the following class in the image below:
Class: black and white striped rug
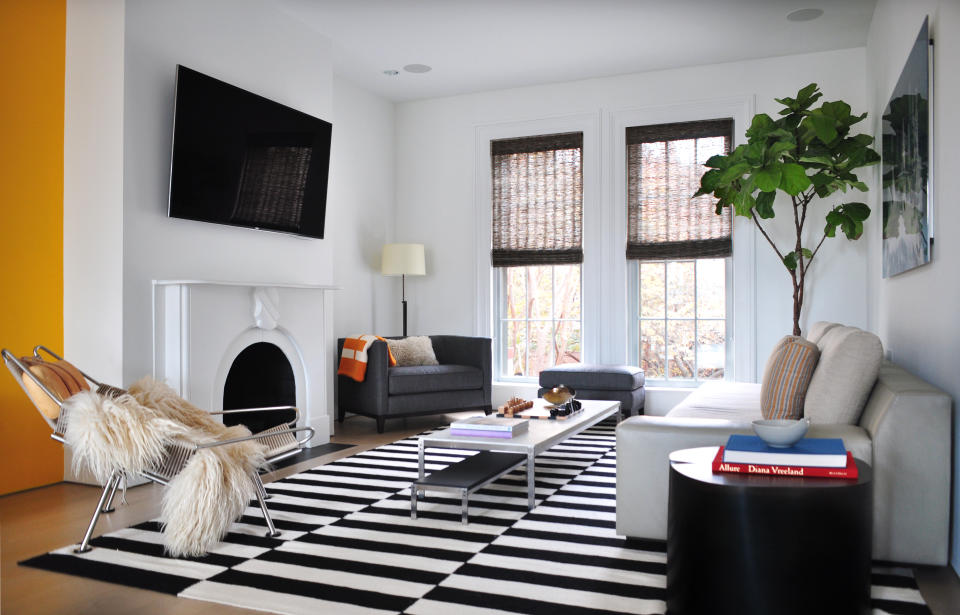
[22,423,931,614]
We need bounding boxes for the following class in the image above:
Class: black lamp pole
[401,273,408,337]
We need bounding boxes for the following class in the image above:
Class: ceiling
[276,0,877,102]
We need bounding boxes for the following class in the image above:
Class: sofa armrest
[336,338,391,416]
[856,362,951,565]
[430,336,492,407]
[616,416,754,540]
[616,416,872,542]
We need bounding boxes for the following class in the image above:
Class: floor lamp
[381,243,425,337]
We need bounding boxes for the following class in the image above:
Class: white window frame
[627,257,734,387]
[475,114,600,383]
[609,97,757,383]
[473,98,757,387]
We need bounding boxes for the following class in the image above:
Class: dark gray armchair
[336,335,492,433]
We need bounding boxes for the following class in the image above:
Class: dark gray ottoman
[538,364,645,417]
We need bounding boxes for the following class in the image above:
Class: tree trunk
[792,280,802,337]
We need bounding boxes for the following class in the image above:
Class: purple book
[449,428,513,439]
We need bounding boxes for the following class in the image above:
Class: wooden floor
[2,412,959,614]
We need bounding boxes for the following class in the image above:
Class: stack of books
[449,416,529,439]
[712,434,858,479]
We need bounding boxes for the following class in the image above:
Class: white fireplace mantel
[152,280,339,446]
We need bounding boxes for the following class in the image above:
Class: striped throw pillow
[760,335,820,420]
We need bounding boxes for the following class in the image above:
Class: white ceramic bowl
[752,418,810,448]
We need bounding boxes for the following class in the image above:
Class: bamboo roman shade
[491,132,583,267]
[626,118,733,260]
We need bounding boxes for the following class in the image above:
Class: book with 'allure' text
[712,447,858,479]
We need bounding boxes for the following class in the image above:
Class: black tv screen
[168,65,332,239]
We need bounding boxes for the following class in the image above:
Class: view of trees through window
[639,258,725,380]
[500,264,581,378]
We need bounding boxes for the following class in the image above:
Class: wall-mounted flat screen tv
[168,65,332,239]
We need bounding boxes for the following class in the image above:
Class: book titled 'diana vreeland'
[712,447,859,479]
[723,435,848,468]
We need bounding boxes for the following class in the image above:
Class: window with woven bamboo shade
[491,132,583,267]
[626,119,733,260]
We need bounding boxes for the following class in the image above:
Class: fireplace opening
[223,342,297,433]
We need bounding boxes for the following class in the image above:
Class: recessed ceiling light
[383,69,399,76]
[787,8,824,22]
[403,64,432,74]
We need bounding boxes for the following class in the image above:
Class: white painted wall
[63,0,397,455]
[63,0,126,483]
[395,48,870,404]
[64,0,125,388]
[866,0,960,574]
[327,76,398,340]
[121,0,336,385]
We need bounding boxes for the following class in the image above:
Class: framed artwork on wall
[882,16,934,278]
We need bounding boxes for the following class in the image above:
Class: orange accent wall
[0,0,66,495]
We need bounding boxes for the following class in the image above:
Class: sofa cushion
[760,335,820,420]
[804,325,883,425]
[388,364,482,395]
[539,364,644,391]
[666,381,761,423]
[806,321,841,345]
[387,336,439,367]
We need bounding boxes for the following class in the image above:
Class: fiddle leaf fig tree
[695,83,880,336]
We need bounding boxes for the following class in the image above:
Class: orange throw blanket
[337,335,396,382]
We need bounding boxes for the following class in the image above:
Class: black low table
[667,447,872,615]
[411,451,527,523]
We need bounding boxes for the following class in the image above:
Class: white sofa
[616,323,952,565]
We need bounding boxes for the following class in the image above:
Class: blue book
[723,435,848,468]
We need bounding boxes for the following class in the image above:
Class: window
[491,132,583,380]
[499,264,581,378]
[626,119,733,383]
[634,258,727,381]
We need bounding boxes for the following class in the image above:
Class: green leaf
[824,209,845,238]
[698,168,723,194]
[768,140,796,158]
[743,142,765,165]
[754,165,782,192]
[779,163,812,195]
[704,154,729,169]
[774,96,796,108]
[745,114,775,140]
[732,191,756,217]
[842,202,871,221]
[800,248,813,259]
[807,113,839,144]
[755,191,776,218]
[719,162,751,184]
[783,252,798,271]
[820,100,852,121]
[796,83,819,103]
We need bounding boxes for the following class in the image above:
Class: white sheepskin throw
[63,378,267,557]
[63,390,188,484]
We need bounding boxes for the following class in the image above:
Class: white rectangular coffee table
[416,399,619,512]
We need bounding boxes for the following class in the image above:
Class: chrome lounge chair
[2,345,314,553]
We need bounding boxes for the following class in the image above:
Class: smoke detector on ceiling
[787,8,824,22]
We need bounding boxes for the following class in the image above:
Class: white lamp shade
[381,243,426,276]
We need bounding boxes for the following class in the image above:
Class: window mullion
[663,261,669,381]
[693,261,699,380]
[551,266,557,365]
[525,268,530,377]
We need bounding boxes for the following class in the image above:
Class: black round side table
[666,447,872,615]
